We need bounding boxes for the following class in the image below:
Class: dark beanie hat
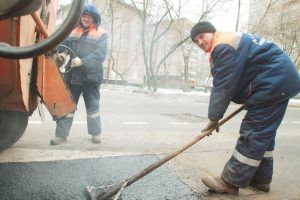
[190,21,216,41]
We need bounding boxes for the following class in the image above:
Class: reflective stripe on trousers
[87,111,101,135]
[222,100,289,188]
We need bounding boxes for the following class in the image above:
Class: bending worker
[51,4,107,145]
[190,21,300,194]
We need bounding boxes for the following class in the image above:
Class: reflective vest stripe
[209,32,242,64]
[233,149,261,167]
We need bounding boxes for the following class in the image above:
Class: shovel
[86,105,245,200]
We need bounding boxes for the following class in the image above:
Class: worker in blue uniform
[190,21,300,194]
[51,4,107,145]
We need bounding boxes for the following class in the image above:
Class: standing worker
[51,4,108,145]
[190,21,300,194]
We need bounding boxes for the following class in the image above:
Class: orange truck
[0,0,85,151]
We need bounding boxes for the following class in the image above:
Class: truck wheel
[0,110,28,151]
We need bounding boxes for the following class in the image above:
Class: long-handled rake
[86,105,245,200]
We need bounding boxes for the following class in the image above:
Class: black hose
[0,0,85,59]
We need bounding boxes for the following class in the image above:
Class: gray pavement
[0,155,197,200]
[0,86,300,200]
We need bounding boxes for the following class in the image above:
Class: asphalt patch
[162,113,206,123]
[0,155,198,200]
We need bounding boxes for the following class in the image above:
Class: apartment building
[248,0,300,69]
[57,0,210,87]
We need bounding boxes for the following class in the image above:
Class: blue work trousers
[222,100,289,188]
[55,84,101,137]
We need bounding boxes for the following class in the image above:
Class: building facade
[248,0,300,69]
[57,0,210,87]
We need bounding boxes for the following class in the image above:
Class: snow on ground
[101,84,300,107]
[102,84,210,96]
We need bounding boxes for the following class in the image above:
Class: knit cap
[190,21,216,42]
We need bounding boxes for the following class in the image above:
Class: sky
[174,0,250,31]
[59,0,250,31]
[129,0,250,31]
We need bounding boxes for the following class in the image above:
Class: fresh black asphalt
[0,155,198,200]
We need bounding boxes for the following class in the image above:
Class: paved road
[1,86,300,199]
[0,155,198,200]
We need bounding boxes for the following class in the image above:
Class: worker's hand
[202,120,219,136]
[55,52,67,67]
[59,52,67,62]
[71,57,82,67]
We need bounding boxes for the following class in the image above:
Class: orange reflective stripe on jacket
[70,24,105,40]
[209,31,242,63]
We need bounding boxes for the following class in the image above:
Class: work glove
[71,57,82,68]
[55,52,68,67]
[201,120,219,136]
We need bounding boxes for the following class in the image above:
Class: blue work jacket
[63,24,108,85]
[208,32,300,120]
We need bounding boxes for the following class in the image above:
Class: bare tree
[274,14,300,70]
[235,0,241,31]
[106,0,115,79]
[250,0,280,34]
[131,0,173,91]
[130,0,233,92]
[249,0,300,69]
[104,0,144,83]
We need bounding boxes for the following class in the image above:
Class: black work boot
[50,137,67,145]
[202,176,239,195]
[249,182,270,192]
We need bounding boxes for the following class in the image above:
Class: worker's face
[81,14,94,28]
[194,33,214,53]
